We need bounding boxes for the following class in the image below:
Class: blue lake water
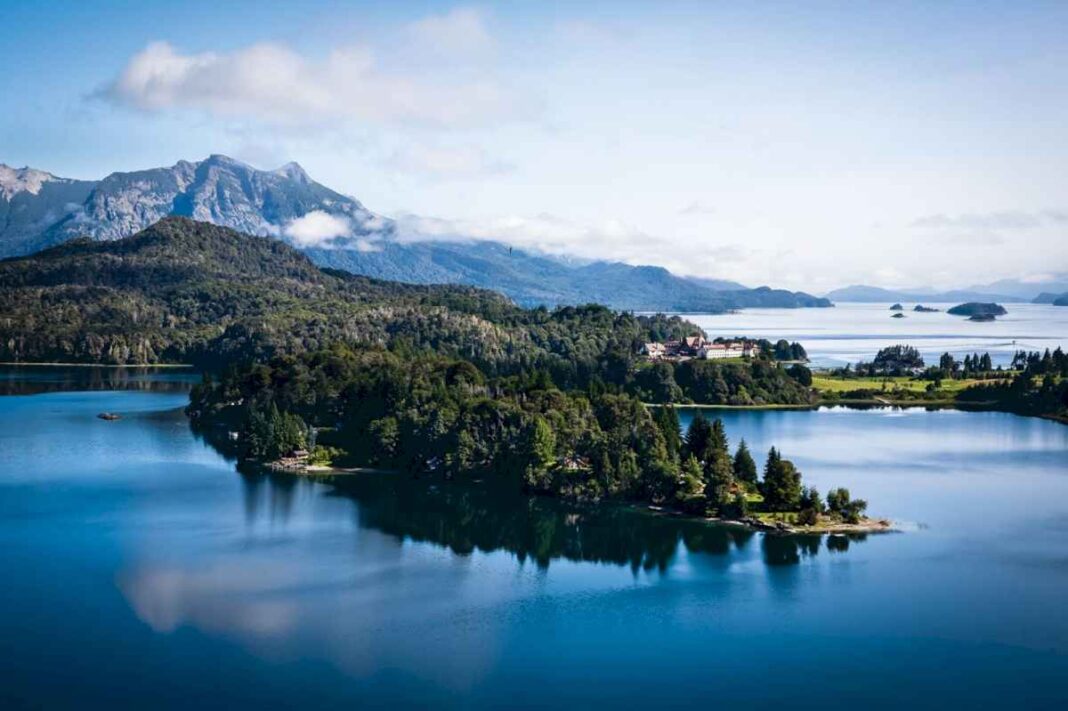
[692,302,1068,368]
[1,368,1067,707]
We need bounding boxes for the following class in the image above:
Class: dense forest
[958,348,1068,421]
[189,345,864,525]
[0,218,813,406]
[0,218,695,371]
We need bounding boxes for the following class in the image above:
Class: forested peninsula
[187,347,882,533]
[0,218,881,531]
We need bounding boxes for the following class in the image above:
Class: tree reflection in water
[0,365,197,395]
[238,469,868,572]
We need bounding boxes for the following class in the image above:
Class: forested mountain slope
[0,217,700,375]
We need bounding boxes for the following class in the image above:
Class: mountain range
[825,274,1068,305]
[0,155,828,312]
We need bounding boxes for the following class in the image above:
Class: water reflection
[0,365,197,395]
[239,469,298,526]
[273,470,870,571]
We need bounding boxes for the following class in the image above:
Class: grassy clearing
[811,374,1008,394]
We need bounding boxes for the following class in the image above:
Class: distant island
[889,303,904,311]
[947,302,1007,318]
[891,312,906,318]
[1032,291,1068,305]
[913,305,939,312]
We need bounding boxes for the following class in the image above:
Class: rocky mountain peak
[0,155,388,255]
[0,164,60,199]
[273,161,310,184]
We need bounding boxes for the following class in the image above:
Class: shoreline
[641,504,896,535]
[646,398,1001,411]
[0,361,194,369]
[264,458,396,477]
[264,456,898,536]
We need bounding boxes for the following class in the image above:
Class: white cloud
[394,212,657,262]
[679,201,717,216]
[407,7,494,57]
[911,210,1048,230]
[101,39,518,128]
[283,211,353,247]
[385,142,513,178]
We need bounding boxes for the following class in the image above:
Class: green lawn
[811,374,1008,395]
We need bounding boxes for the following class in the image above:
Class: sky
[1,0,1066,292]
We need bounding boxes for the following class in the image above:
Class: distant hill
[0,217,697,367]
[824,284,1027,303]
[1033,291,1068,305]
[0,155,827,312]
[827,275,1068,304]
[967,274,1068,301]
[682,275,750,291]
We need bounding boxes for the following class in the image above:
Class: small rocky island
[889,303,904,311]
[891,312,905,318]
[947,302,1007,319]
[913,304,940,312]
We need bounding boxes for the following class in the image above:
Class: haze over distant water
[693,303,1068,368]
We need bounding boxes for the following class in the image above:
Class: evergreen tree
[800,486,825,514]
[704,451,735,512]
[939,352,957,377]
[762,447,802,512]
[732,439,758,489]
[710,418,729,456]
[245,405,272,458]
[523,416,557,490]
[683,414,714,463]
[653,406,682,460]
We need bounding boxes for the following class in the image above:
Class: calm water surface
[1,368,1067,707]
[692,302,1068,367]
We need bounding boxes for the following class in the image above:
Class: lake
[691,302,1068,368]
[1,367,1067,707]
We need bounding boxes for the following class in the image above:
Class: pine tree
[763,447,802,512]
[711,418,729,455]
[684,414,714,463]
[523,416,557,490]
[653,406,682,460]
[733,439,758,489]
[704,450,735,512]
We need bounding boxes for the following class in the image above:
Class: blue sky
[2,0,1066,291]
